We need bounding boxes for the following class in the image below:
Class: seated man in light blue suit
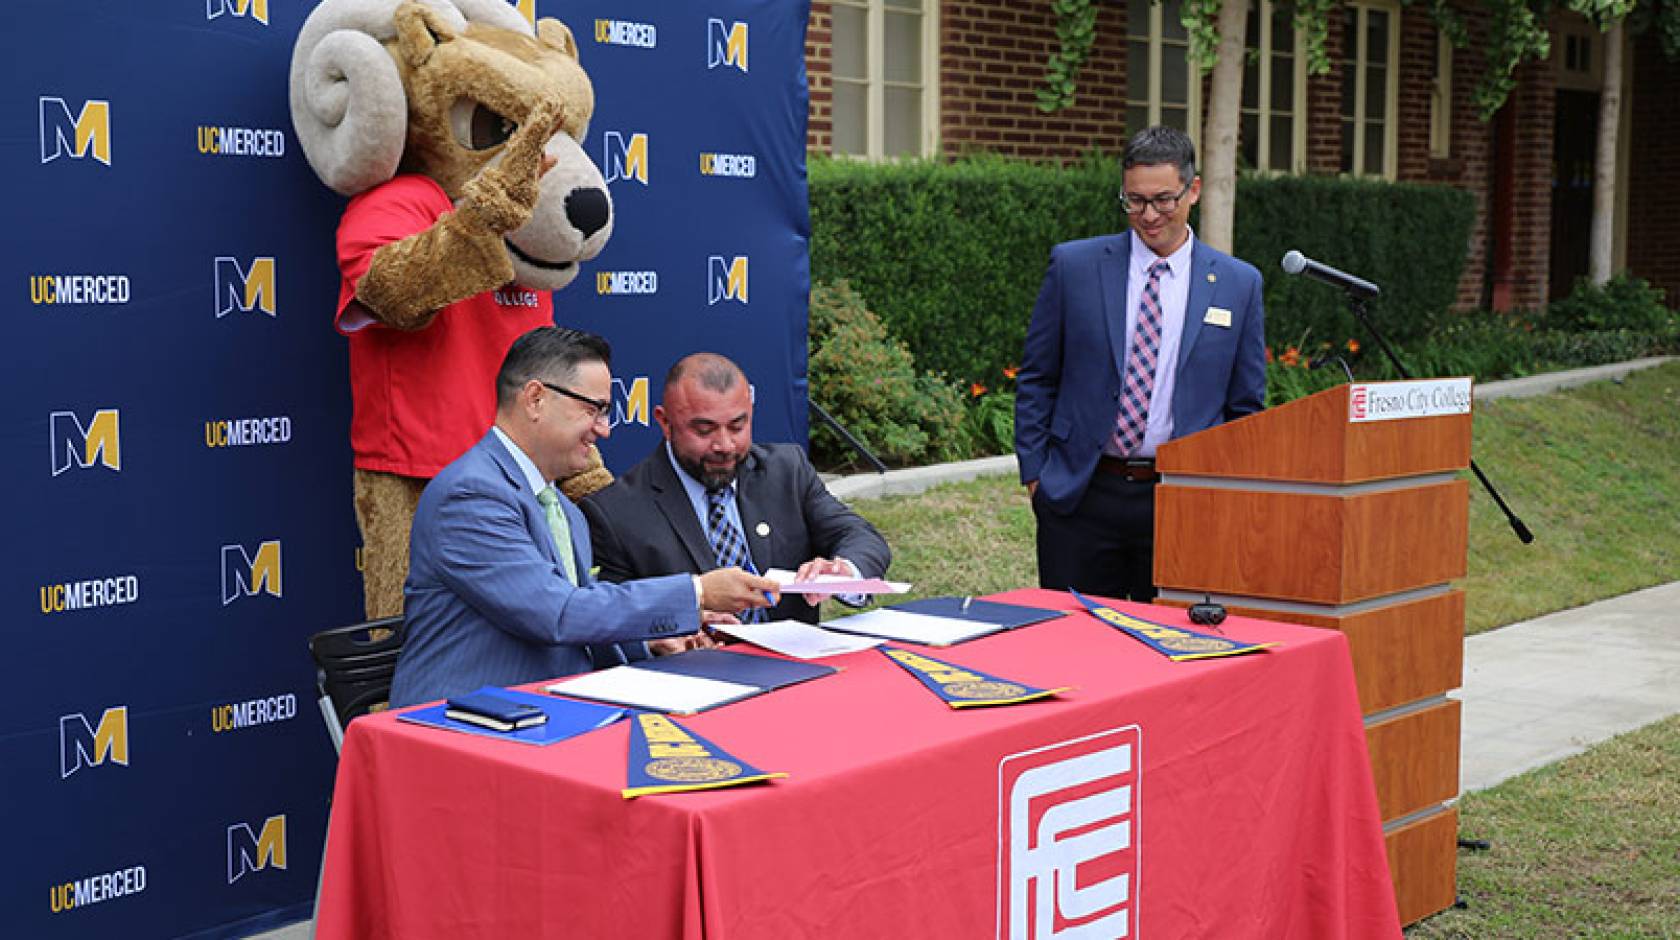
[390,327,779,707]
[1016,126,1266,602]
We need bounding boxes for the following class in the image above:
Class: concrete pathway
[1457,580,1680,792]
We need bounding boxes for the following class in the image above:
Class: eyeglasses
[542,382,611,425]
[1119,180,1192,216]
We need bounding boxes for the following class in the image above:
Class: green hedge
[811,155,1477,385]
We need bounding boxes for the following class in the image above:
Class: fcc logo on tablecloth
[998,725,1140,939]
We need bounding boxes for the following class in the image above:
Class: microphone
[1281,250,1381,299]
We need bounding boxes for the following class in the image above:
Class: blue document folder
[398,686,625,746]
[888,596,1065,633]
[631,648,838,693]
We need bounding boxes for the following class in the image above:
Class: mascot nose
[565,187,611,239]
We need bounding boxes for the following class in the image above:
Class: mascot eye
[468,104,516,150]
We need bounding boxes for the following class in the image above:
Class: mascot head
[289,0,609,290]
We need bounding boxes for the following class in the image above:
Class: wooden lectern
[1154,380,1471,926]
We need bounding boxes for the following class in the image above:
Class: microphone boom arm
[1343,295,1534,544]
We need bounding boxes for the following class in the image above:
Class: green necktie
[534,485,580,584]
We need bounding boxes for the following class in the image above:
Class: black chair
[308,616,405,752]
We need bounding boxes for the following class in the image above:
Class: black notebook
[445,689,549,732]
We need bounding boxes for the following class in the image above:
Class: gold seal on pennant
[644,757,743,783]
[1159,636,1234,653]
[941,680,1027,700]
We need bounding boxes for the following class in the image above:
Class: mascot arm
[353,102,565,331]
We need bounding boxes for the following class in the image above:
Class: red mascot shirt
[336,175,553,478]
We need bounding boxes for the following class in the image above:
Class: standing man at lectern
[1015,126,1267,602]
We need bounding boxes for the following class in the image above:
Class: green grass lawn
[848,363,1680,936]
[1405,715,1680,939]
[853,362,1680,635]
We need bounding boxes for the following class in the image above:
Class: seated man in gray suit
[390,329,779,707]
[582,352,890,625]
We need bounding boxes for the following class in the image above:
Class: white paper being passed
[716,619,884,660]
[546,666,759,715]
[763,568,912,595]
[820,608,1001,647]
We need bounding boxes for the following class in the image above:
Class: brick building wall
[1626,32,1680,307]
[807,2,833,154]
[1504,57,1556,310]
[937,1,1128,159]
[805,2,1676,315]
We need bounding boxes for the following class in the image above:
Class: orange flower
[1265,347,1275,363]
[1002,365,1019,380]
[1346,339,1361,354]
[1281,346,1301,367]
[970,382,988,398]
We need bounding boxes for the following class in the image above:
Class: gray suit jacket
[390,432,698,707]
[581,442,891,624]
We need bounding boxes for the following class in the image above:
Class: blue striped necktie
[705,487,766,623]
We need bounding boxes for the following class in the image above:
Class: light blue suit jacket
[389,432,698,707]
[1016,234,1267,514]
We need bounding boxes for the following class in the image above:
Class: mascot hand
[558,443,614,503]
[457,101,566,237]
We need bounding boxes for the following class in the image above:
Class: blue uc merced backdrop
[0,1,810,937]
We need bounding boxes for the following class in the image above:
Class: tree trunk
[1200,0,1250,253]
[1589,19,1623,285]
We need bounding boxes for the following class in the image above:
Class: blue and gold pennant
[1071,590,1277,661]
[623,713,786,799]
[880,646,1071,708]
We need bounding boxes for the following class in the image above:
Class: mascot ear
[394,0,460,69]
[536,18,580,61]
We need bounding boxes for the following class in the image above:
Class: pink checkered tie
[1115,260,1171,455]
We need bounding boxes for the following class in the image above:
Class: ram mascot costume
[290,0,615,618]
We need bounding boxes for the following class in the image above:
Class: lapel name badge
[1204,306,1233,328]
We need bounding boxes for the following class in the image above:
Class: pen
[961,595,972,614]
[742,557,778,609]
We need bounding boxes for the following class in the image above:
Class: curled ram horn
[288,0,531,197]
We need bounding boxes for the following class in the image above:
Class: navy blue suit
[390,433,698,707]
[1016,233,1265,599]
[1016,234,1266,512]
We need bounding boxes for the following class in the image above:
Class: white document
[820,608,1002,647]
[763,568,912,595]
[546,666,759,715]
[716,619,884,660]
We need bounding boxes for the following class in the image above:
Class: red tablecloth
[316,589,1401,939]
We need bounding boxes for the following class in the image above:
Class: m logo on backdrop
[998,725,1140,939]
[50,409,121,476]
[221,540,282,605]
[214,257,277,317]
[226,815,286,883]
[60,707,129,779]
[603,131,649,186]
[205,0,268,25]
[707,19,748,72]
[611,376,649,429]
[39,97,110,165]
[707,255,748,305]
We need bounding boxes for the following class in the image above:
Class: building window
[1340,0,1400,178]
[1429,29,1452,158]
[830,0,936,158]
[1240,0,1307,173]
[1126,0,1199,142]
[1127,0,1305,173]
